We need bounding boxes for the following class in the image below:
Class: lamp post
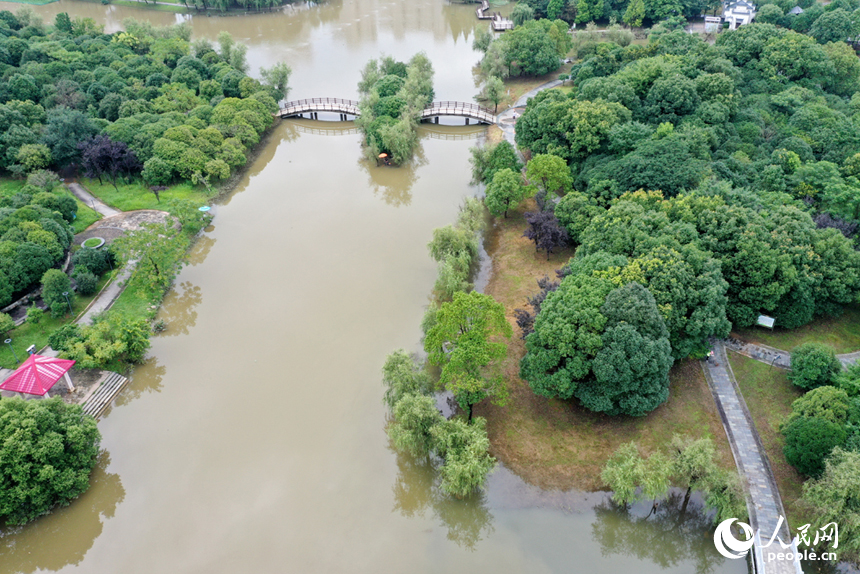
[770,354,781,369]
[4,339,19,364]
[62,291,72,315]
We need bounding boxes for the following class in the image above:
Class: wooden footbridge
[278,98,496,125]
[476,0,515,31]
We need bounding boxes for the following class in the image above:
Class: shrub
[72,247,112,276]
[74,269,98,296]
[26,305,43,325]
[0,398,101,525]
[783,416,847,477]
[0,312,14,337]
[789,343,843,390]
[50,300,67,319]
[48,323,81,351]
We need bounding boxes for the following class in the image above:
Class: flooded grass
[478,201,735,491]
[727,350,809,528]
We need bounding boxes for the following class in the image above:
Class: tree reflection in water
[0,451,124,574]
[115,357,166,406]
[390,448,494,550]
[592,491,727,574]
[359,142,427,207]
[157,282,203,338]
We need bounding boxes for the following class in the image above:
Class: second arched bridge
[277,98,497,125]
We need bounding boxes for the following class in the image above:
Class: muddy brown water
[0,2,747,572]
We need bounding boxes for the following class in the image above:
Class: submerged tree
[424,291,512,420]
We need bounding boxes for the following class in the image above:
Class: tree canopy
[0,397,101,525]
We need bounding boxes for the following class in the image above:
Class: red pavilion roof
[0,354,76,396]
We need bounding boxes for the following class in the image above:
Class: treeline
[0,12,291,186]
[0,170,75,308]
[355,54,434,165]
[134,0,292,12]
[383,199,507,497]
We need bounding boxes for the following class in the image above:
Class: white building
[723,0,757,30]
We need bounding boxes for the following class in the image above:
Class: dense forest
[470,20,860,419]
[0,12,290,307]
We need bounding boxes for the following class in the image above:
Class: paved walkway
[67,182,120,217]
[703,341,798,574]
[727,336,860,370]
[496,78,563,148]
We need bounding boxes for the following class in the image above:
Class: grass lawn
[734,305,860,354]
[72,199,102,234]
[78,178,214,212]
[727,350,809,528]
[478,201,736,491]
[108,273,162,323]
[0,271,115,369]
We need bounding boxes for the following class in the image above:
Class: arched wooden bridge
[278,98,496,125]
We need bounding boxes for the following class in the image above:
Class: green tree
[511,3,536,25]
[554,192,601,244]
[0,397,101,525]
[788,343,842,390]
[623,0,645,26]
[388,394,444,458]
[525,153,572,197]
[41,108,96,167]
[424,291,512,421]
[784,386,851,428]
[480,76,505,113]
[801,448,860,563]
[0,312,14,337]
[783,416,846,477]
[16,144,51,173]
[259,62,292,102]
[61,314,151,368]
[485,168,528,218]
[520,273,613,400]
[431,417,496,497]
[113,221,190,293]
[382,350,432,410]
[601,442,671,505]
[40,268,71,310]
[576,282,674,416]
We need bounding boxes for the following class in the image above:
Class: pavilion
[0,354,77,398]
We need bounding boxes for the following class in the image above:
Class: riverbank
[476,201,736,491]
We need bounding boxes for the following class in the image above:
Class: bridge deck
[278,99,496,124]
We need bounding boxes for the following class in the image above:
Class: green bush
[26,305,43,325]
[72,247,112,277]
[74,269,98,296]
[783,415,847,477]
[40,268,71,309]
[50,300,67,319]
[789,343,843,390]
[0,312,14,337]
[48,323,81,351]
[0,398,101,525]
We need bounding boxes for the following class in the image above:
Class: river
[0,1,747,573]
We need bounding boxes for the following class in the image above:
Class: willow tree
[424,291,512,421]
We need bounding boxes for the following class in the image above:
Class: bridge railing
[279,98,360,114]
[424,101,495,116]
